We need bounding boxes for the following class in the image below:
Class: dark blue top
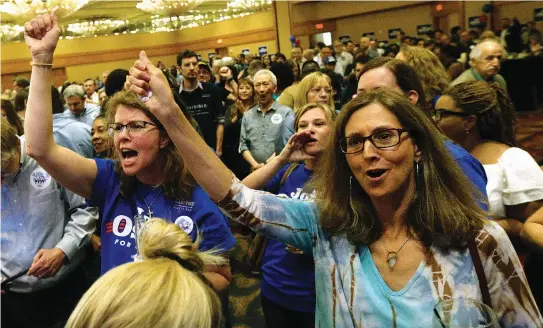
[262,163,316,312]
[89,158,236,274]
[445,140,488,210]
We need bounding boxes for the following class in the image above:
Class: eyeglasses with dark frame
[432,109,471,122]
[339,128,409,154]
[107,121,157,137]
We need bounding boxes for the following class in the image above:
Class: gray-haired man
[239,69,293,171]
[451,40,507,89]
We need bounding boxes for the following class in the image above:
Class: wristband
[30,61,53,67]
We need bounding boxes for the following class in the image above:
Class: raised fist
[24,11,61,64]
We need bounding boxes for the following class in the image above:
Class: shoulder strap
[469,240,492,308]
[280,163,300,187]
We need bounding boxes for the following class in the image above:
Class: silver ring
[140,90,152,102]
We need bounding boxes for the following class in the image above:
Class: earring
[415,161,420,176]
[465,128,470,135]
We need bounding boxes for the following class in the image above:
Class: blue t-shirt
[262,163,316,312]
[89,158,236,274]
[445,140,488,210]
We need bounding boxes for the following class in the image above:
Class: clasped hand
[124,51,177,117]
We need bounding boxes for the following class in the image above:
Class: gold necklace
[379,236,411,268]
[139,187,163,219]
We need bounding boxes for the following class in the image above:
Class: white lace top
[483,147,543,217]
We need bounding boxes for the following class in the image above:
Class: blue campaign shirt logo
[175,216,194,234]
[30,168,52,190]
[92,158,236,274]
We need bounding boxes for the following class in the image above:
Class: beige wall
[335,4,432,42]
[291,1,422,24]
[228,40,277,58]
[496,1,543,30]
[1,11,275,82]
[465,1,543,31]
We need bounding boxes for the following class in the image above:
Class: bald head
[359,37,371,50]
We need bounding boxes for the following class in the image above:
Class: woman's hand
[219,66,233,80]
[278,131,316,163]
[125,51,177,118]
[24,11,61,63]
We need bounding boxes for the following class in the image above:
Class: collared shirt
[1,138,98,293]
[335,51,353,76]
[86,92,99,104]
[178,80,204,93]
[451,68,507,90]
[239,101,293,163]
[60,104,101,127]
[313,55,326,68]
[53,113,94,158]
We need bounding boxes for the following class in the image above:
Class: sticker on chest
[175,216,194,234]
[271,113,283,125]
[30,168,52,190]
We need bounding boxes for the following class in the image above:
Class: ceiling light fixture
[0,0,89,23]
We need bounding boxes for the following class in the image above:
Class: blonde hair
[399,45,451,105]
[66,219,225,328]
[294,72,335,112]
[294,103,336,131]
[1,118,19,168]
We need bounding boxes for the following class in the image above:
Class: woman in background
[435,81,543,238]
[223,78,255,180]
[1,99,24,135]
[242,103,336,328]
[396,45,451,107]
[66,219,225,328]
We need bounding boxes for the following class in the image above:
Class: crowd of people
[2,11,543,328]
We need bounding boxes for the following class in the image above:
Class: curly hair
[399,45,451,105]
[442,81,516,146]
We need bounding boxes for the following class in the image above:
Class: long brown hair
[1,100,24,136]
[443,81,517,147]
[311,88,487,250]
[105,91,195,199]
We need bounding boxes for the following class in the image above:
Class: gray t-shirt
[239,101,293,163]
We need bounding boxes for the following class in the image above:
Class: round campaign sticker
[271,113,283,125]
[175,216,194,234]
[30,168,52,190]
